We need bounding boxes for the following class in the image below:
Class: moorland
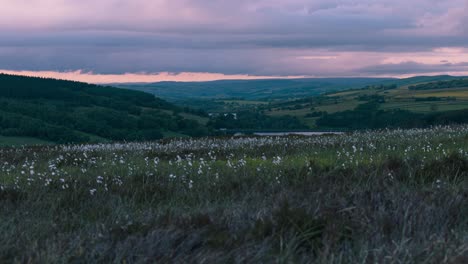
[0,126,467,262]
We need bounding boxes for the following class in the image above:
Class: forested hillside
[0,74,210,143]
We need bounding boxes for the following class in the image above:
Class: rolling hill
[113,78,394,101]
[2,74,468,144]
[261,77,468,129]
[113,75,467,103]
[0,74,211,144]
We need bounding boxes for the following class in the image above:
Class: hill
[113,78,394,101]
[379,75,463,87]
[0,74,211,144]
[261,77,468,130]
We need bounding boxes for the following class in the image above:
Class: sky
[0,0,467,83]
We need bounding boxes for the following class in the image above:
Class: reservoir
[252,132,344,136]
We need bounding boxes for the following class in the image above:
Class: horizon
[2,70,467,85]
[1,1,468,82]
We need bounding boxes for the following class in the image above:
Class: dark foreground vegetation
[0,74,210,143]
[0,126,466,263]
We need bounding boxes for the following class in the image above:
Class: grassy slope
[0,126,467,262]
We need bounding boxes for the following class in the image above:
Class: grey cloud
[0,0,467,76]
[358,61,468,75]
[1,30,467,51]
[0,46,280,75]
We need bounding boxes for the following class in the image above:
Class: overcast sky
[1,0,467,82]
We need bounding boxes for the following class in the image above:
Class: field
[262,82,468,128]
[1,126,467,263]
[381,101,468,113]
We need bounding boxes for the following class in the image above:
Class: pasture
[263,83,468,126]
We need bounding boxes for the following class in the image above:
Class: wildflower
[188,180,194,189]
[96,176,104,184]
[272,156,282,165]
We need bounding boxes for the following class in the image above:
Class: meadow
[0,126,467,263]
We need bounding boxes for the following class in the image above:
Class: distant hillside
[381,75,464,87]
[408,78,468,90]
[0,74,210,144]
[113,78,394,101]
[261,76,468,130]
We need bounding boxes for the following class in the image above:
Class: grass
[219,100,269,105]
[0,126,467,263]
[179,113,210,125]
[326,90,362,97]
[303,117,321,128]
[314,100,363,113]
[413,91,468,98]
[381,100,468,113]
[0,136,52,146]
[267,108,312,117]
[266,100,363,118]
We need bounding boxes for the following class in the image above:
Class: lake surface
[252,132,344,136]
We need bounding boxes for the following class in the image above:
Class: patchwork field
[262,80,468,128]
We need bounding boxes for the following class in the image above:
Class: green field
[261,79,468,128]
[1,126,467,262]
[381,100,468,113]
[179,112,210,125]
[314,100,364,113]
[412,90,468,98]
[219,99,269,105]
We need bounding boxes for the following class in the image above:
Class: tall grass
[0,126,467,263]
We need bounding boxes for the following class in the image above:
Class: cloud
[358,61,468,76]
[0,70,306,83]
[0,0,467,78]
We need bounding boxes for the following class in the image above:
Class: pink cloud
[0,70,307,84]
[1,1,467,77]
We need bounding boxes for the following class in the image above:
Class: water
[252,132,344,136]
